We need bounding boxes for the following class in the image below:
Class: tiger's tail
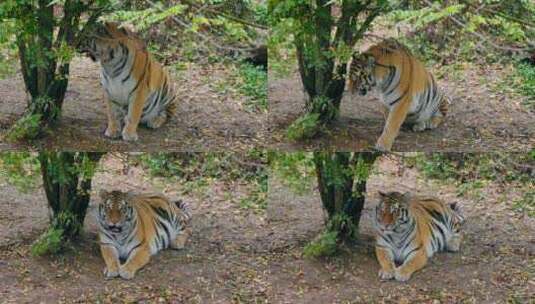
[438,94,451,117]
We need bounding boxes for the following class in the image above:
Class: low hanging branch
[422,0,534,53]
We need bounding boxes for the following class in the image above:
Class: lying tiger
[97,190,191,279]
[348,39,450,151]
[374,191,464,282]
[87,22,176,141]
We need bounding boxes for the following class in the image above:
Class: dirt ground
[0,155,270,303]
[1,155,533,303]
[268,64,535,152]
[0,57,266,151]
[267,156,534,303]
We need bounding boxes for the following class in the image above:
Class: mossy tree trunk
[293,1,389,124]
[312,152,380,241]
[38,152,104,239]
[1,0,112,137]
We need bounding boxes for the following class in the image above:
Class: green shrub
[6,113,43,141]
[237,62,267,112]
[286,113,321,140]
[515,62,535,108]
[0,152,40,192]
[303,230,338,258]
[269,151,315,194]
[31,227,64,256]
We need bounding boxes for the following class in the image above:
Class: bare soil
[267,156,534,303]
[0,155,270,303]
[0,57,266,152]
[268,64,534,152]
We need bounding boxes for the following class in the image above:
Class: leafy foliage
[237,62,268,112]
[139,151,268,212]
[515,62,535,108]
[269,152,315,194]
[409,152,535,217]
[388,1,535,63]
[0,152,40,192]
[31,226,64,256]
[106,0,267,63]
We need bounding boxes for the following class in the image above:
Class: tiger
[348,39,450,151]
[86,22,176,141]
[97,190,191,279]
[374,190,464,282]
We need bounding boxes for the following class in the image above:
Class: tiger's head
[98,190,136,234]
[375,191,411,234]
[84,22,140,64]
[348,53,377,96]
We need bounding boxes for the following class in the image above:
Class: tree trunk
[38,152,104,239]
[13,1,103,133]
[313,152,380,241]
[292,1,387,126]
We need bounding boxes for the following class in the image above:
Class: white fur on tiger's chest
[100,70,137,106]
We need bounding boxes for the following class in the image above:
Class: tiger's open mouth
[108,226,122,233]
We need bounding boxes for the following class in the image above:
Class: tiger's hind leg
[170,227,191,250]
[145,110,168,129]
[122,89,148,141]
[446,233,462,252]
[412,113,444,132]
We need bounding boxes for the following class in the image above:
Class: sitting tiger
[97,190,191,279]
[374,191,464,282]
[348,39,450,151]
[87,22,176,141]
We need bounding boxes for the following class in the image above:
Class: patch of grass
[269,151,315,195]
[303,230,338,258]
[237,62,267,113]
[515,62,535,108]
[409,153,459,181]
[286,113,321,140]
[31,227,64,256]
[6,113,43,141]
[512,188,535,218]
[0,152,40,193]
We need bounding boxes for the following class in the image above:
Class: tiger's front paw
[374,137,392,152]
[394,269,412,282]
[119,267,135,280]
[378,269,395,281]
[412,122,427,132]
[103,267,119,279]
[121,129,139,142]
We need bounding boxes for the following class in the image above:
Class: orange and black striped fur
[348,39,449,151]
[374,191,464,282]
[97,190,191,279]
[87,22,176,141]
